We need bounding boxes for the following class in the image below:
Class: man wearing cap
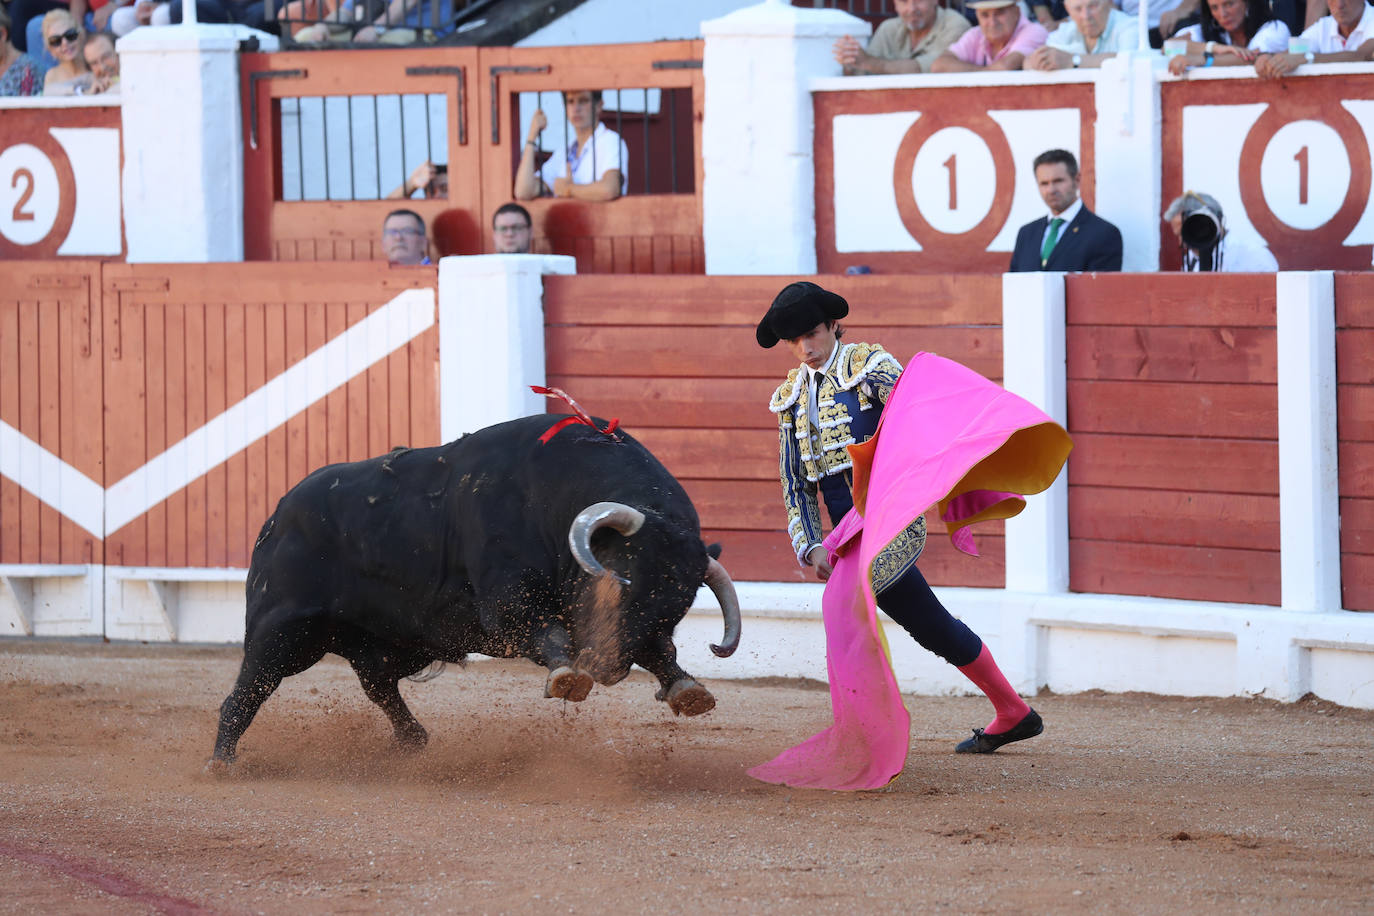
[932,0,1049,71]
[759,282,1044,755]
[1010,149,1123,272]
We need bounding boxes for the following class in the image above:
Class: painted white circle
[911,127,996,236]
[1258,121,1349,231]
[0,144,61,246]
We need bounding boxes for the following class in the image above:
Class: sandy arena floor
[1,638,1372,915]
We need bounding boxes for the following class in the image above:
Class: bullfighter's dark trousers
[818,473,983,668]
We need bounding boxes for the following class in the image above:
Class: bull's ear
[706,542,723,560]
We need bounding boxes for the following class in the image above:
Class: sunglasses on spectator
[48,28,81,47]
[382,227,424,238]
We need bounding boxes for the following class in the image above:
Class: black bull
[209,414,742,765]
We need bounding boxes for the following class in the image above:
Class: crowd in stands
[1,3,119,94]
[834,0,1374,74]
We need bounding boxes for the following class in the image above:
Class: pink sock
[957,644,1032,735]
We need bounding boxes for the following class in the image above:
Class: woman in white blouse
[1166,0,1290,72]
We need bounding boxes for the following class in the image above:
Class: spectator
[0,7,44,96]
[1025,0,1138,69]
[351,0,456,44]
[1119,0,1199,45]
[381,209,431,266]
[492,203,533,254]
[81,29,118,93]
[110,1,164,37]
[386,161,448,200]
[1028,0,1068,28]
[1010,149,1123,271]
[11,0,93,58]
[1164,191,1278,271]
[40,10,91,96]
[831,0,971,75]
[514,90,628,202]
[931,0,1049,72]
[1255,0,1374,76]
[1167,0,1289,73]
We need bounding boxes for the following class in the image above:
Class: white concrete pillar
[437,254,576,443]
[1277,271,1341,612]
[701,0,867,275]
[1000,271,1069,595]
[118,25,277,262]
[1094,54,1163,271]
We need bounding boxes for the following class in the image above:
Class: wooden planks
[1337,272,1374,610]
[1065,273,1280,605]
[99,263,439,569]
[0,263,103,566]
[543,273,1006,589]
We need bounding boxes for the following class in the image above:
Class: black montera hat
[755,281,849,348]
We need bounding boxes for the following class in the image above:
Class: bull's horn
[704,558,741,658]
[569,501,645,585]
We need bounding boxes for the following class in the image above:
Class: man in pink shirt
[932,0,1049,70]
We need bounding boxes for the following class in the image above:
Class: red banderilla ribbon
[531,386,621,443]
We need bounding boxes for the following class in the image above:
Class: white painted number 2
[0,143,61,246]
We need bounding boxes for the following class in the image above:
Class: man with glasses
[380,209,430,266]
[491,203,533,254]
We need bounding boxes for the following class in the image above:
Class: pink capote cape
[748,352,1073,791]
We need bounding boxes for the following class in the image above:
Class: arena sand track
[1,640,1372,915]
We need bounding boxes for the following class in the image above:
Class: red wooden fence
[1,262,439,569]
[541,273,1005,584]
[241,42,704,273]
[1064,273,1281,605]
[1335,273,1374,612]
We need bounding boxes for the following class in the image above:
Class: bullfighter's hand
[807,546,833,582]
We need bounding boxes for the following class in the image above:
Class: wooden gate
[2,261,440,572]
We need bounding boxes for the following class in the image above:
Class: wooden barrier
[1335,272,1374,612]
[1,261,439,571]
[0,262,105,566]
[1064,272,1281,605]
[541,273,1004,585]
[241,42,704,273]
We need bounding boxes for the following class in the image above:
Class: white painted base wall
[9,567,1372,712]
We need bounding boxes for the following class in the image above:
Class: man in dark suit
[1009,149,1122,272]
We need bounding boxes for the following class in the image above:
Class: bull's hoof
[203,755,235,777]
[545,666,593,703]
[663,679,715,717]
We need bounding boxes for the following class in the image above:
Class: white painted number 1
[942,153,957,210]
[1293,145,1308,206]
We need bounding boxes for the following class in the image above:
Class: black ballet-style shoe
[955,708,1043,754]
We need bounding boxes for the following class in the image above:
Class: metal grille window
[515,87,695,196]
[278,93,448,201]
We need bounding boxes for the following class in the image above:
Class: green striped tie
[1040,217,1065,266]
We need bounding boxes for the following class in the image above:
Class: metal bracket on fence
[489,65,551,145]
[248,69,307,150]
[407,65,468,145]
[652,60,703,70]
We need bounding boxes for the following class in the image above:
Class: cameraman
[1164,191,1278,271]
